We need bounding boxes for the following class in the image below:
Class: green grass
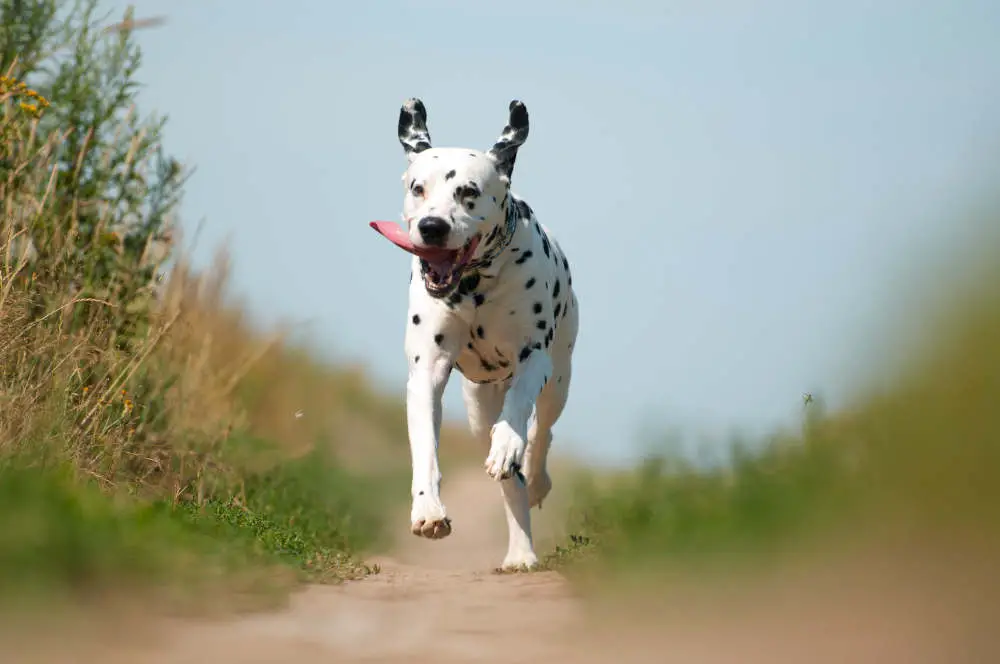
[547,421,862,574]
[0,437,392,614]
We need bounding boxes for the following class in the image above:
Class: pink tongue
[370,221,453,261]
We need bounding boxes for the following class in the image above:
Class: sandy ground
[13,466,998,664]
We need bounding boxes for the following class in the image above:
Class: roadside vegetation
[545,197,1000,596]
[0,1,479,615]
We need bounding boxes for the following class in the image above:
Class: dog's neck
[465,195,519,273]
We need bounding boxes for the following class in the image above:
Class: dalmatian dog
[370,98,579,570]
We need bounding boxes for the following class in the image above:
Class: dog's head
[397,98,529,297]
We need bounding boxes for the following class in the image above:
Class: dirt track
[17,467,996,664]
[139,467,584,664]
[20,468,590,664]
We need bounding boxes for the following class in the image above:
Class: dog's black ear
[487,100,529,181]
[398,98,432,161]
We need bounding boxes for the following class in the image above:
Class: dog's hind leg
[527,294,578,509]
[526,349,572,509]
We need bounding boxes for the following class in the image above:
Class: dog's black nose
[417,216,450,246]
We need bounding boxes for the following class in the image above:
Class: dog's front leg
[405,331,457,539]
[486,348,552,569]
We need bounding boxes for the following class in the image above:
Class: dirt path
[80,467,588,664]
[18,467,991,664]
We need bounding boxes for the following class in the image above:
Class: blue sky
[103,0,1000,465]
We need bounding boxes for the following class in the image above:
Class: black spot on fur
[480,358,497,371]
[519,345,532,362]
[445,169,456,180]
[468,152,476,157]
[533,342,542,350]
[513,198,533,219]
[553,280,561,299]
[414,355,420,363]
[458,273,480,294]
[509,310,516,316]
[467,342,474,349]
[515,250,532,265]
[542,236,550,257]
[533,302,543,314]
[525,277,536,289]
[412,314,421,325]
[448,292,463,306]
[557,376,563,383]
[476,326,485,339]
[419,490,425,495]
[434,333,444,346]
[536,320,547,331]
[562,256,569,271]
[474,293,486,307]
[511,247,520,253]
[554,302,562,318]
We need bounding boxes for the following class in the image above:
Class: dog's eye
[411,184,425,197]
[455,184,480,204]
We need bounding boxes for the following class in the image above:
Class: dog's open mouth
[418,236,480,296]
[369,221,481,297]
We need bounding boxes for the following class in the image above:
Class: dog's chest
[453,247,570,384]
[452,297,523,384]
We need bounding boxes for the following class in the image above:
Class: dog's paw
[500,548,539,572]
[526,469,552,509]
[485,421,527,481]
[410,492,452,539]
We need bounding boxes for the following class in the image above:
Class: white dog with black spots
[370,98,579,570]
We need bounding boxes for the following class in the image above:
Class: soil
[12,467,997,664]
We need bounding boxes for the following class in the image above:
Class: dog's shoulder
[499,194,573,299]
[472,195,575,356]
